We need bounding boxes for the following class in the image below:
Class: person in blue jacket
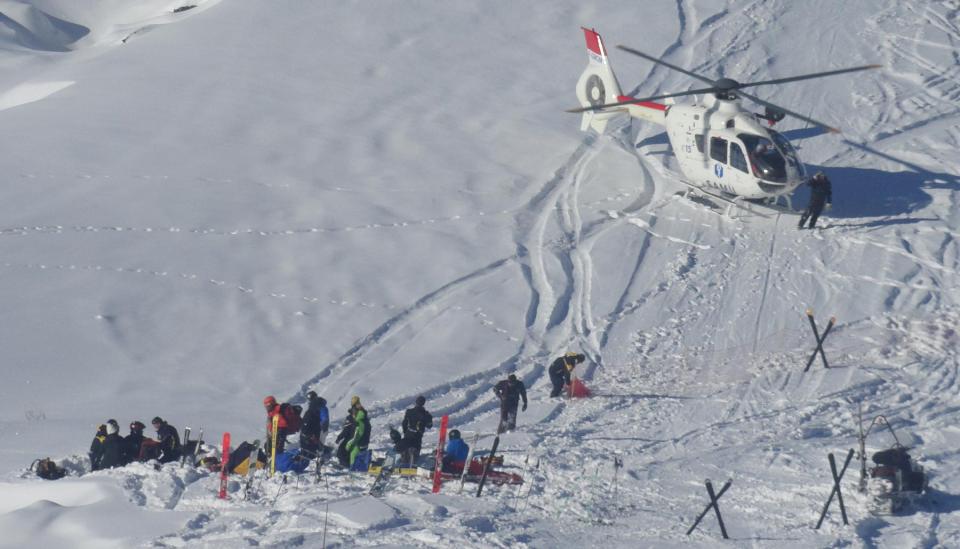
[441,429,470,473]
[300,390,330,456]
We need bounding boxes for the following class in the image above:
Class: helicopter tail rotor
[575,28,624,133]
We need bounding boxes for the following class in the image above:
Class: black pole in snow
[815,449,855,529]
[476,435,500,497]
[804,310,836,372]
[686,478,732,538]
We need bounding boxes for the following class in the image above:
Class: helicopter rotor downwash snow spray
[569,28,880,211]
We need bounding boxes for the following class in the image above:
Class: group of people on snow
[82,352,588,476]
[89,417,181,471]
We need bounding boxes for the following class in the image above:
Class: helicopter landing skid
[677,181,770,219]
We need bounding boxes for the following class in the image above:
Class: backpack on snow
[33,458,66,480]
[280,403,303,433]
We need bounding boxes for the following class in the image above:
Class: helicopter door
[709,136,727,164]
[729,143,749,173]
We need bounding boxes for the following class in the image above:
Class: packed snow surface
[0,0,958,547]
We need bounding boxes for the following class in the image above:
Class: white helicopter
[570,28,879,211]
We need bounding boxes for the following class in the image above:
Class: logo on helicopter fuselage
[714,163,724,178]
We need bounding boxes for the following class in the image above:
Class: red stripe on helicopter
[617,95,667,111]
[582,27,603,56]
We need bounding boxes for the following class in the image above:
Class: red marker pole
[218,432,231,499]
[431,415,449,494]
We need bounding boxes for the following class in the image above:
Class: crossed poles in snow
[804,309,836,372]
[815,449,855,529]
[686,478,732,539]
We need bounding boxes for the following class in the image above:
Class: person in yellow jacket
[345,396,371,466]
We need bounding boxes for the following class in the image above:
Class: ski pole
[271,474,287,506]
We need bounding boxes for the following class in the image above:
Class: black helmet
[415,395,426,407]
[508,374,517,382]
[449,429,461,439]
[307,390,318,401]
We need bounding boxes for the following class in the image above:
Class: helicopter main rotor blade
[566,86,719,113]
[739,64,882,89]
[616,45,716,86]
[738,90,840,133]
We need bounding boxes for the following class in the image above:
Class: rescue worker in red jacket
[263,395,289,455]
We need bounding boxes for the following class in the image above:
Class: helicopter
[570,28,880,211]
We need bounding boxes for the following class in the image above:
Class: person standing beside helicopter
[798,171,833,229]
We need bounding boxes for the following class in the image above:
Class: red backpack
[280,403,302,433]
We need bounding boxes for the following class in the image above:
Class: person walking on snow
[263,395,290,455]
[549,352,586,397]
[400,395,433,465]
[493,374,527,433]
[798,171,833,229]
[300,390,330,457]
[345,396,371,467]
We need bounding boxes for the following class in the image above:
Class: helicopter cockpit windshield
[740,133,788,183]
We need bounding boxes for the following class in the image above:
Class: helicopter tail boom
[576,28,665,132]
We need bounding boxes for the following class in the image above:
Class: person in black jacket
[798,171,833,229]
[151,416,182,464]
[335,413,356,468]
[122,421,146,465]
[89,424,107,471]
[98,421,124,469]
[548,352,586,397]
[399,396,433,466]
[493,374,528,433]
[300,391,330,457]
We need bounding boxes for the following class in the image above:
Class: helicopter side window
[730,143,748,173]
[694,134,704,153]
[710,137,727,164]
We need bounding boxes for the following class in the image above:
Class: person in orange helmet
[263,395,289,454]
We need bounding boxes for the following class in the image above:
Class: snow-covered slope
[0,0,958,547]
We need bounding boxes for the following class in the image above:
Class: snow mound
[0,477,187,549]
[0,1,88,51]
[326,495,404,530]
[0,0,216,51]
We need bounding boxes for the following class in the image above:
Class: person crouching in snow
[335,412,356,468]
[441,429,469,473]
[548,352,585,397]
[151,416,182,464]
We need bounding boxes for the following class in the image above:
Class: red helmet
[263,395,277,407]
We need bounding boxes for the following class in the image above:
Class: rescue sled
[420,458,523,486]
[857,411,928,515]
[867,446,927,515]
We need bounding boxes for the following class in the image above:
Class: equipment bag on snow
[227,441,265,475]
[276,449,310,474]
[279,403,303,433]
[33,458,66,480]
